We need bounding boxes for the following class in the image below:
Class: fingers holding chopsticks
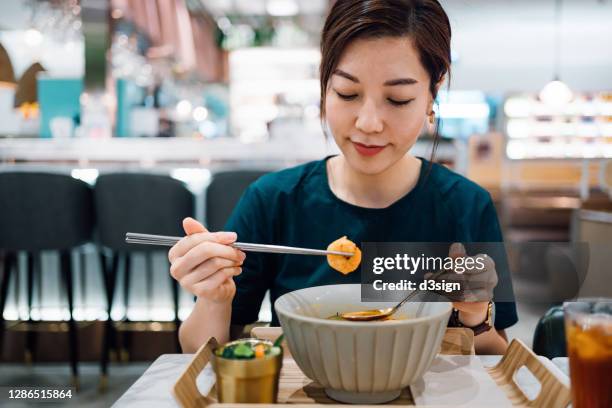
[168,217,245,302]
[170,236,245,277]
[169,218,244,263]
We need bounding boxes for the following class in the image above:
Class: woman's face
[325,36,435,175]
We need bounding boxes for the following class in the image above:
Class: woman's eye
[388,98,414,107]
[335,91,358,101]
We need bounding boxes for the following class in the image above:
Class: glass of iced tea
[564,299,612,408]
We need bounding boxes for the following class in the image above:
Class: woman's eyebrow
[333,69,418,86]
[384,78,418,86]
[333,69,359,83]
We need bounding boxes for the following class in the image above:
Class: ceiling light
[539,79,573,106]
[540,0,572,106]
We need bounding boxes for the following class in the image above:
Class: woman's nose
[355,100,384,134]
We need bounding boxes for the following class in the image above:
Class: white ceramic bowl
[274,284,452,404]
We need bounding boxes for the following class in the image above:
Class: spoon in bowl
[340,270,446,321]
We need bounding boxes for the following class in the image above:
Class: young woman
[169,0,517,355]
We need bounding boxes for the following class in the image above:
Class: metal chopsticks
[125,232,355,257]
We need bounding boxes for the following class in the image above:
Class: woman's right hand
[168,217,245,304]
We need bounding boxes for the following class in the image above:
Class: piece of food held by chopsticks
[326,236,362,274]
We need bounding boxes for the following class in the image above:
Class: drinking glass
[564,298,612,408]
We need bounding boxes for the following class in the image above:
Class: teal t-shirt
[225,156,518,330]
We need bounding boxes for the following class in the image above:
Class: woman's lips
[352,141,387,157]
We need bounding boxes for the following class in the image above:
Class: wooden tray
[172,328,570,408]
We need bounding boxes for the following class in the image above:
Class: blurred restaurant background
[1,0,612,403]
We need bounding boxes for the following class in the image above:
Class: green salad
[215,339,282,360]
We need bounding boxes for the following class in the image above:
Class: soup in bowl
[274,284,452,404]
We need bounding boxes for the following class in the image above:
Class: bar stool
[94,172,194,388]
[205,170,269,230]
[0,171,94,388]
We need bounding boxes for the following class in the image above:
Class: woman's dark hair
[319,0,452,163]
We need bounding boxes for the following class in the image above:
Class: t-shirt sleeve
[476,196,518,330]
[223,184,274,326]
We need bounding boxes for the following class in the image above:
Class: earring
[428,111,435,125]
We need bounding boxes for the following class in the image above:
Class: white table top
[112,354,570,407]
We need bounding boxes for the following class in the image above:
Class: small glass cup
[211,339,283,403]
[564,298,612,408]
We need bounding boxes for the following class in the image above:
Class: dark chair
[94,172,194,387]
[0,171,94,388]
[205,170,269,231]
[532,305,567,359]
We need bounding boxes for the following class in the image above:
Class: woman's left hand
[442,244,509,353]
[428,243,498,325]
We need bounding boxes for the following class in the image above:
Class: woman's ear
[426,102,434,116]
[427,75,446,113]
